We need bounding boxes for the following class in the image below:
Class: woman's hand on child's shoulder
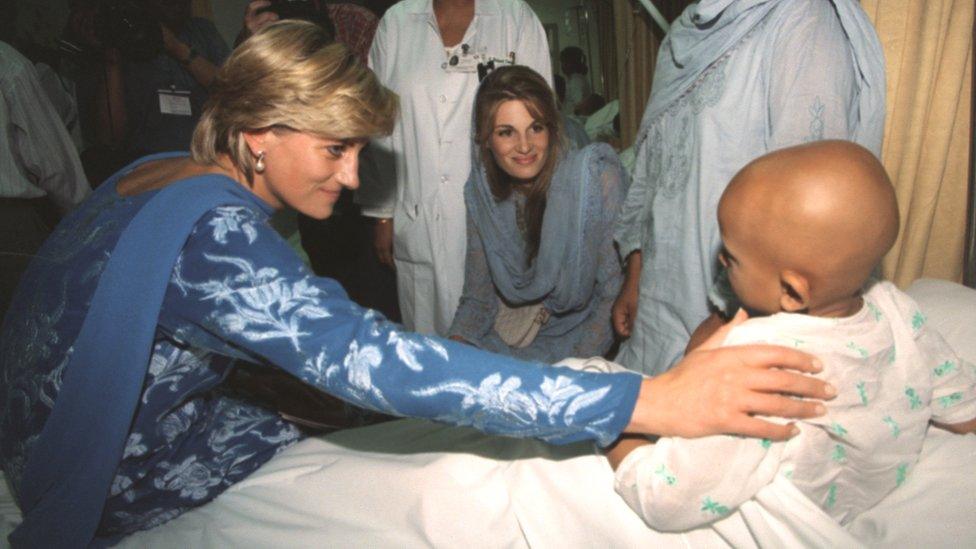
[626,310,835,441]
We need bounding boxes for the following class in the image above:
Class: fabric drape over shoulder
[11,160,260,548]
[451,143,626,361]
[466,144,619,313]
[637,0,885,157]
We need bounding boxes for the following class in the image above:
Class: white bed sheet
[2,279,975,548]
[115,417,975,549]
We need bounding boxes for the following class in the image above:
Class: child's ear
[779,270,810,312]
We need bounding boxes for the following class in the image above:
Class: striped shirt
[0,41,89,211]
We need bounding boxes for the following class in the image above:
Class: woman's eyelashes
[494,124,546,140]
[325,144,347,158]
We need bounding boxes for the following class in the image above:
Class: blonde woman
[1,21,833,547]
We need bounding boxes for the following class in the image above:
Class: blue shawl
[640,0,885,153]
[10,161,263,548]
[464,143,619,315]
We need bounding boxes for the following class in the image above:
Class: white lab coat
[358,0,552,335]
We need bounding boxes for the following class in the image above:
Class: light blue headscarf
[465,143,622,315]
[640,0,885,154]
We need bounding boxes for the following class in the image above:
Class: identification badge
[476,52,516,81]
[158,89,192,116]
[442,43,482,74]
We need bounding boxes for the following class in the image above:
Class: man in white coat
[358,0,552,335]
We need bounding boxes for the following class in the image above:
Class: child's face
[718,222,783,316]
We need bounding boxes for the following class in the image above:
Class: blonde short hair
[191,20,398,182]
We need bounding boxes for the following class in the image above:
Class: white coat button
[440,175,448,183]
[439,95,447,103]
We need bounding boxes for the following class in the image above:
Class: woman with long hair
[448,65,624,361]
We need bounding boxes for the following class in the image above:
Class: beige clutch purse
[494,298,550,348]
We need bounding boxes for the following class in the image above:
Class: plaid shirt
[325,3,379,63]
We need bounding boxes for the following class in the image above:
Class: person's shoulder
[484,0,541,21]
[863,280,927,327]
[0,40,26,63]
[774,0,840,18]
[382,0,426,20]
[721,311,835,349]
[374,0,423,37]
[190,202,273,249]
[570,143,626,197]
[577,142,623,170]
[864,280,905,300]
[328,3,380,23]
[489,0,533,11]
[0,41,34,82]
[768,0,845,33]
[862,280,917,315]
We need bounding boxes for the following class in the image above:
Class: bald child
[606,141,976,531]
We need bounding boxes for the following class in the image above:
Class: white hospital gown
[613,281,976,531]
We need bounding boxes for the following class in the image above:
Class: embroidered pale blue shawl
[466,145,608,314]
[641,0,884,149]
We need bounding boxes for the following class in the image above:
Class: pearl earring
[255,151,266,174]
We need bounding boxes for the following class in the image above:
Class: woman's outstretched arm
[163,209,831,444]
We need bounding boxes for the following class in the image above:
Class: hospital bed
[2,279,975,548]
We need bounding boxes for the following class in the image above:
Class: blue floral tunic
[0,157,641,539]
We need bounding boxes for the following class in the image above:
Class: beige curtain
[860,0,973,287]
[596,1,618,101]
[613,0,660,149]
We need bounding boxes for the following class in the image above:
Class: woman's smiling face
[488,99,550,183]
[247,129,364,220]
